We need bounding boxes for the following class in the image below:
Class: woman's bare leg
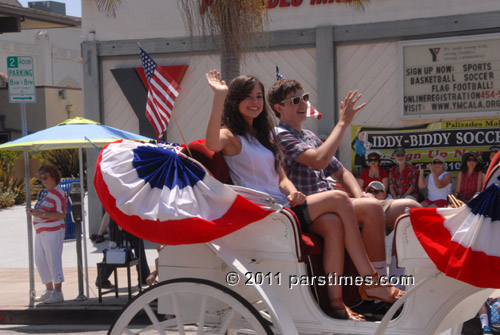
[306,191,374,277]
[308,213,344,302]
[306,190,401,301]
[351,197,386,262]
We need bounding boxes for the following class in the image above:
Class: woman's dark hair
[367,153,381,162]
[222,75,282,172]
[460,152,482,173]
[38,164,62,185]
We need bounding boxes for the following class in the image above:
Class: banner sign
[399,34,500,120]
[351,119,500,177]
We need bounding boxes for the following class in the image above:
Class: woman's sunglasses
[367,158,380,162]
[432,161,444,165]
[281,93,310,105]
[467,159,477,162]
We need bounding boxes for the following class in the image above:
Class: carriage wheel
[108,278,273,335]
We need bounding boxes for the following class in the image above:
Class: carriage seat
[186,139,359,308]
[186,139,323,258]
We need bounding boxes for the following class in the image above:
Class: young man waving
[268,79,389,275]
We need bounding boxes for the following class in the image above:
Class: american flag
[276,65,284,80]
[140,48,180,140]
[275,65,322,120]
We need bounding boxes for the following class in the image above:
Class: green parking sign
[7,56,36,103]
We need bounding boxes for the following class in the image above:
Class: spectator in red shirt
[357,150,389,191]
[389,148,418,200]
[455,152,484,202]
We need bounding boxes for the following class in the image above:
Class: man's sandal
[328,298,366,321]
[359,272,405,303]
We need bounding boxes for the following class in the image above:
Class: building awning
[0,2,80,32]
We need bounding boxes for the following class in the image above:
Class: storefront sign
[351,119,500,176]
[399,34,500,120]
[201,0,356,13]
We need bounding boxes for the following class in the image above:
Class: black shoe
[96,280,115,289]
[94,235,105,243]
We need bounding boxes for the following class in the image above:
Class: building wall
[0,26,83,141]
[337,42,401,166]
[0,87,82,141]
[0,27,82,88]
[99,48,321,144]
[81,0,500,41]
[43,87,82,127]
[80,0,500,232]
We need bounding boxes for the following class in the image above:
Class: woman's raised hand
[206,70,228,95]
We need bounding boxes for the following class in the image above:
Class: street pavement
[0,201,160,326]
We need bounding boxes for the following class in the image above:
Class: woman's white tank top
[428,171,452,201]
[224,135,288,205]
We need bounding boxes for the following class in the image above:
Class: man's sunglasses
[367,158,380,162]
[39,176,49,181]
[281,93,310,105]
[366,189,383,194]
[432,161,444,165]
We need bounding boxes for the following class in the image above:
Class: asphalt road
[0,324,223,334]
[0,324,110,335]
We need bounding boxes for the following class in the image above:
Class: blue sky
[17,0,82,17]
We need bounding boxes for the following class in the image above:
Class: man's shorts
[291,200,313,232]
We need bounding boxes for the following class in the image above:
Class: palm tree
[95,0,370,82]
[179,0,268,82]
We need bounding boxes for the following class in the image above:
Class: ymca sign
[399,34,500,120]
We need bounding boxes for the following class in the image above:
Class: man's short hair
[267,79,303,117]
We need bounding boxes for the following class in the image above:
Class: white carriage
[106,145,500,335]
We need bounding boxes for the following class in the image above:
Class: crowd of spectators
[357,146,496,208]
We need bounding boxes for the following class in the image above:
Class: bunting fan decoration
[410,182,500,288]
[94,140,271,245]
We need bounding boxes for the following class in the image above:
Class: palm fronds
[95,0,122,17]
[178,0,268,56]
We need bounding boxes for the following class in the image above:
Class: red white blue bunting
[94,140,271,245]
[410,183,500,288]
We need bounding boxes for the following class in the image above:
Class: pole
[21,103,35,307]
[80,146,90,298]
[74,206,85,299]
[74,146,89,300]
